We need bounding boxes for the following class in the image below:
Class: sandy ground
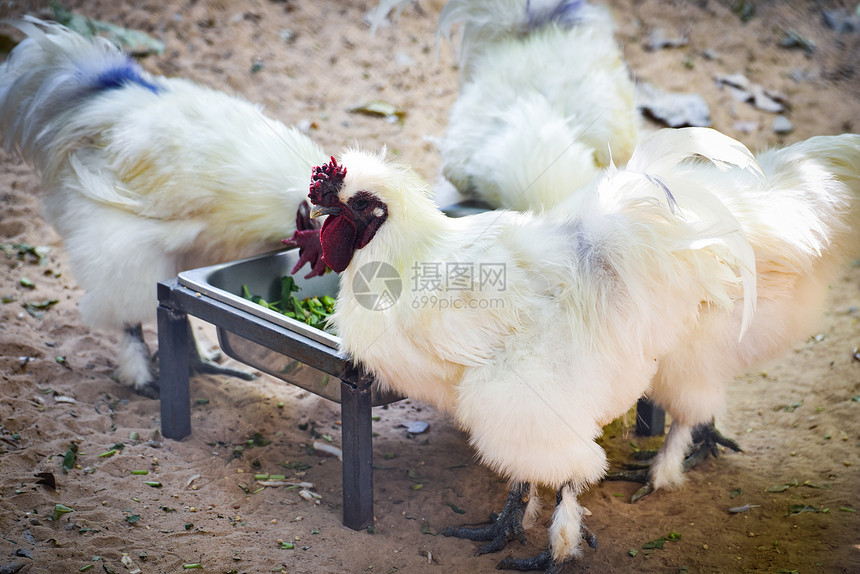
[1,0,859,572]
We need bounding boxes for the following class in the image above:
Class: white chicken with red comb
[0,18,327,397]
[297,127,857,572]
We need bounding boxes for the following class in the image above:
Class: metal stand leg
[339,375,374,530]
[157,304,192,440]
[635,398,666,437]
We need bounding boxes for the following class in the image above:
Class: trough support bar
[635,397,666,437]
[340,364,375,530]
[157,302,192,440]
[157,278,382,530]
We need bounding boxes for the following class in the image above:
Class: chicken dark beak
[310,205,340,219]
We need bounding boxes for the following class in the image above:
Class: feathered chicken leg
[497,482,598,573]
[118,324,159,399]
[122,319,255,400]
[442,481,531,554]
[605,420,742,502]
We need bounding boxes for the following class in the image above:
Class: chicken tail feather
[625,126,762,179]
[0,17,161,174]
[438,0,608,75]
[608,128,762,338]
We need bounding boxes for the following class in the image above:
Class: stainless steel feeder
[157,249,401,531]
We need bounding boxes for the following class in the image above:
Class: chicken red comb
[309,156,347,207]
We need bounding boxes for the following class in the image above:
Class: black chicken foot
[603,468,650,484]
[604,421,742,502]
[497,483,597,573]
[442,482,530,555]
[185,320,256,381]
[190,355,256,380]
[497,525,597,573]
[629,449,659,461]
[603,451,657,483]
[686,421,743,469]
[497,549,558,573]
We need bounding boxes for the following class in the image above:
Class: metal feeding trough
[156,248,402,531]
[178,250,400,406]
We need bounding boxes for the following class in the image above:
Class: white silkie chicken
[297,127,856,572]
[436,0,641,211]
[0,18,327,397]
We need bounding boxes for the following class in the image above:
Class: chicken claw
[605,420,742,502]
[442,482,530,555]
[686,421,743,465]
[190,355,256,381]
[184,318,257,382]
[497,525,597,573]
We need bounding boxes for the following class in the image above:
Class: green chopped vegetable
[349,100,406,120]
[131,470,149,476]
[52,503,74,521]
[144,481,162,488]
[182,564,203,569]
[62,443,78,473]
[250,432,270,447]
[1,242,50,263]
[642,531,681,550]
[242,276,336,332]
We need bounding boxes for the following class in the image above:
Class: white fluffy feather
[437,0,641,211]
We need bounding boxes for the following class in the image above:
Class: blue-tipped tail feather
[92,60,160,94]
[0,17,162,167]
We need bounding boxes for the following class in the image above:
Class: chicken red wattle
[319,215,357,273]
[307,156,388,273]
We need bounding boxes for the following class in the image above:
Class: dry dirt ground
[1,1,859,573]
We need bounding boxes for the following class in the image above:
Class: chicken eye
[352,198,369,211]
